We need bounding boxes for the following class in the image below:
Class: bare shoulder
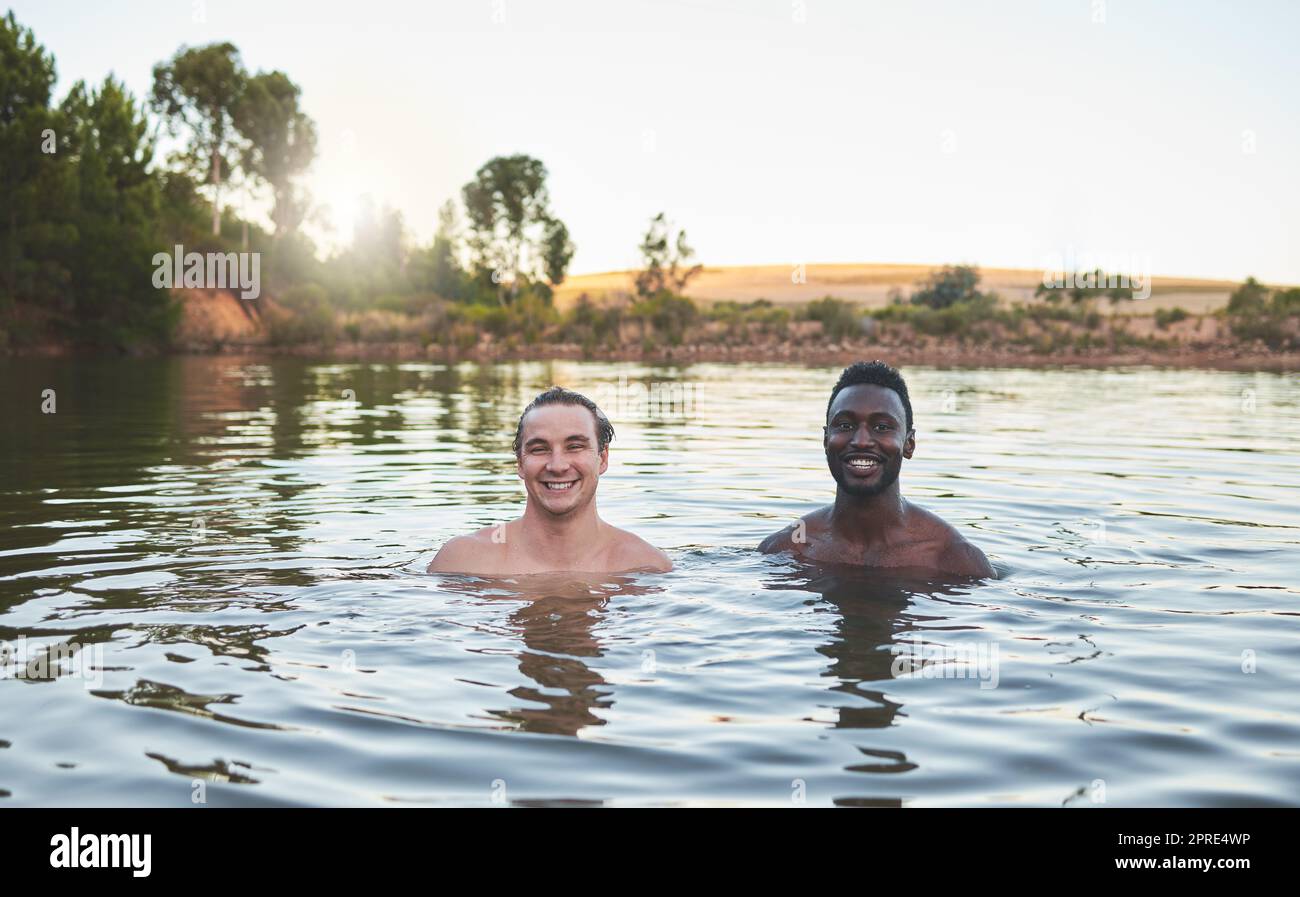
[758,523,798,554]
[758,508,827,555]
[427,526,505,574]
[606,526,673,573]
[907,504,995,578]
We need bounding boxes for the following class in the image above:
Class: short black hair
[513,386,615,456]
[826,360,913,430]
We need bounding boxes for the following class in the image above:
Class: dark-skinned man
[759,360,994,578]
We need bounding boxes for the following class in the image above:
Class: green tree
[542,218,575,288]
[634,212,702,298]
[233,70,317,241]
[61,76,175,346]
[417,199,467,300]
[461,154,571,303]
[151,42,247,236]
[0,12,69,307]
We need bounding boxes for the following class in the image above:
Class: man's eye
[876,423,893,431]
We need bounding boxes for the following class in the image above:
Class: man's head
[513,386,615,517]
[823,360,915,498]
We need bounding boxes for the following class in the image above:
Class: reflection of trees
[0,357,198,614]
[441,573,660,737]
[458,362,519,482]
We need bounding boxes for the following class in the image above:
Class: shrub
[910,265,983,309]
[630,291,697,345]
[267,283,335,344]
[801,296,861,341]
[1227,277,1269,314]
[1154,307,1189,329]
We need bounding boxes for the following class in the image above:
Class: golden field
[554,264,1244,315]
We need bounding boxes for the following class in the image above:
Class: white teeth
[543,481,576,491]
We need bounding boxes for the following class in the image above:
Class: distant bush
[1035,269,1137,305]
[630,291,697,345]
[1227,277,1270,315]
[801,296,861,340]
[558,294,623,347]
[1272,287,1300,315]
[373,292,443,316]
[1224,278,1299,350]
[910,265,985,310]
[1229,314,1290,348]
[703,298,790,339]
[874,294,998,337]
[267,283,335,344]
[1154,307,1189,329]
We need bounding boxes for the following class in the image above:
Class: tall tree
[62,76,173,345]
[542,218,574,288]
[233,70,317,241]
[150,42,246,236]
[424,199,466,299]
[461,154,571,303]
[634,212,702,298]
[0,11,66,305]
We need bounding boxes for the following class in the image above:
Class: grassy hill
[555,264,1244,315]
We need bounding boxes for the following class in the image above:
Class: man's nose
[545,453,571,472]
[848,423,874,448]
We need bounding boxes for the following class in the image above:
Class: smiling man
[759,361,994,578]
[429,386,672,575]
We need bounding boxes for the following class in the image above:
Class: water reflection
[2,357,1297,806]
[440,572,662,737]
[764,562,983,804]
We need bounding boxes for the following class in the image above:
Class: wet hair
[826,360,913,430]
[512,386,615,456]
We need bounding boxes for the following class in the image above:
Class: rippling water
[1,357,1297,806]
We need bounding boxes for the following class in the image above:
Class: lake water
[1,357,1297,807]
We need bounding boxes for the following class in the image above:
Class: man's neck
[829,484,908,546]
[518,500,605,564]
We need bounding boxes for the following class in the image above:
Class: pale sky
[12,0,1300,283]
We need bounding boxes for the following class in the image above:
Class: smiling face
[516,403,609,517]
[824,383,915,498]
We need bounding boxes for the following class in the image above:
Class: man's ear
[516,453,524,478]
[598,446,609,476]
[903,429,916,459]
[822,424,829,446]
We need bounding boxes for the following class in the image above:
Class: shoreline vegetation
[2,14,1296,372]
[10,266,1297,372]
